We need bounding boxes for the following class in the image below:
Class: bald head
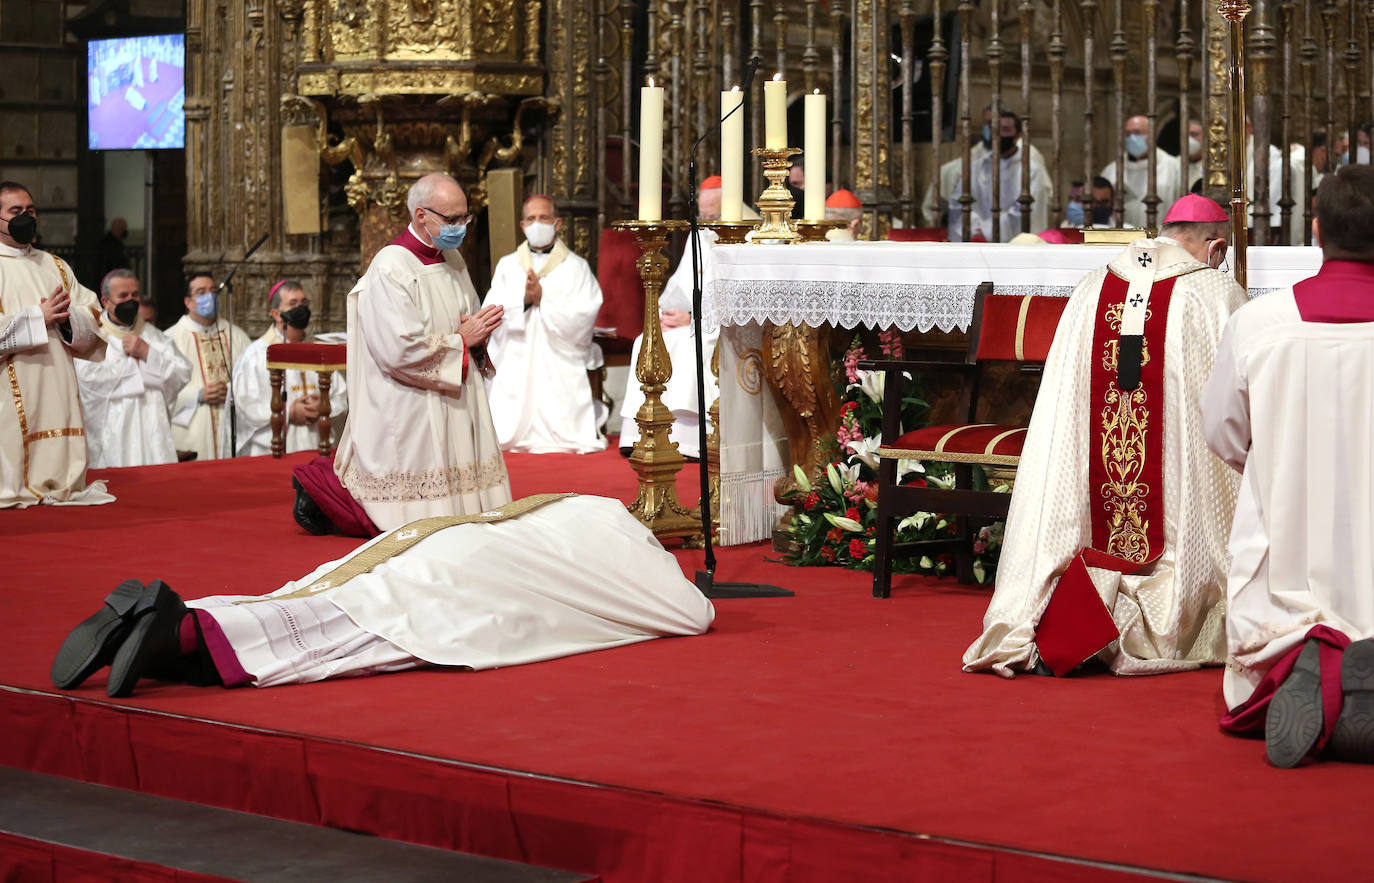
[408,173,469,247]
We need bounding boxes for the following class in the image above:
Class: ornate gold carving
[762,322,841,512]
[751,147,803,242]
[1097,300,1153,564]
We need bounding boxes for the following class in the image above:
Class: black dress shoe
[292,476,332,536]
[106,581,189,699]
[1266,638,1325,768]
[51,580,147,690]
[1328,639,1374,763]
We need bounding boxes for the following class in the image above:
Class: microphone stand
[216,232,269,458]
[689,57,791,600]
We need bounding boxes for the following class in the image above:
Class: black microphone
[215,233,270,292]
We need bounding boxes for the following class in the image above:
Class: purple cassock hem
[1219,624,1350,751]
[192,609,254,688]
[294,455,381,538]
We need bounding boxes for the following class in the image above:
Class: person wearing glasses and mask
[964,194,1245,680]
[1099,115,1184,229]
[315,173,510,535]
[168,271,252,461]
[483,194,606,454]
[0,180,113,508]
[231,279,347,457]
[75,269,191,468]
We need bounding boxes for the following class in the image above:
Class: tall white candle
[764,75,787,149]
[804,90,827,220]
[720,87,744,222]
[638,79,665,221]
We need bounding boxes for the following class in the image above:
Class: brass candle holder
[611,218,702,546]
[750,147,803,243]
[793,219,850,242]
[700,220,758,244]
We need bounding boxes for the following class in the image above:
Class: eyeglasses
[423,206,473,227]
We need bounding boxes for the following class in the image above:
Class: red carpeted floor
[1,448,1369,882]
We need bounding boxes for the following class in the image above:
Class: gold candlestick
[706,336,722,541]
[611,219,703,546]
[1218,0,1253,289]
[750,147,803,243]
[793,219,850,241]
[699,220,758,243]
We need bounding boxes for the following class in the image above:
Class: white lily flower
[846,435,883,470]
[897,458,925,477]
[826,462,843,494]
[855,369,885,403]
[837,462,862,486]
[793,463,812,492]
[897,512,932,532]
[823,513,865,532]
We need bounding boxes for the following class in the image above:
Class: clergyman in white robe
[485,235,607,454]
[232,325,347,458]
[946,137,1052,242]
[1202,243,1374,711]
[964,210,1246,677]
[1101,148,1184,229]
[162,496,713,689]
[332,206,512,531]
[618,228,720,459]
[167,276,251,462]
[77,305,191,469]
[0,236,113,507]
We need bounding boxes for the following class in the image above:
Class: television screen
[88,33,186,150]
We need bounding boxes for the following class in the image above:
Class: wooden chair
[265,342,347,458]
[861,287,1070,598]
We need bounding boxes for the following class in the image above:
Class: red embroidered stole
[1034,270,1175,675]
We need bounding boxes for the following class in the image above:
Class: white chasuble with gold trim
[333,240,511,531]
[963,238,1246,677]
[168,314,251,461]
[0,243,113,508]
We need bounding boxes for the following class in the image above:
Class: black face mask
[1091,206,1115,225]
[999,135,1017,155]
[6,213,35,245]
[112,299,140,326]
[280,304,311,330]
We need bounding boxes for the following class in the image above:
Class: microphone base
[695,570,794,599]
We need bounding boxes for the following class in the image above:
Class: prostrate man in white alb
[231,280,346,457]
[51,494,715,698]
[1100,114,1184,229]
[168,272,251,461]
[0,180,113,508]
[485,195,606,454]
[76,269,191,468]
[618,178,722,459]
[964,194,1247,678]
[944,107,1052,242]
[1203,165,1374,768]
[329,172,511,532]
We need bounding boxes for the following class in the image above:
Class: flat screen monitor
[88,33,186,151]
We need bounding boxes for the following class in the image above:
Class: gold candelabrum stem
[1219,0,1253,289]
[751,147,803,243]
[699,220,758,243]
[610,219,703,546]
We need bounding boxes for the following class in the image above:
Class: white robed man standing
[232,280,346,457]
[52,494,715,698]
[332,173,511,531]
[963,194,1246,678]
[76,269,191,468]
[484,194,606,454]
[1100,115,1184,229]
[617,178,723,459]
[1204,165,1374,767]
[945,108,1052,242]
[168,272,251,461]
[0,181,113,507]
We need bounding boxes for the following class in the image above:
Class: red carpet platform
[2,449,1369,882]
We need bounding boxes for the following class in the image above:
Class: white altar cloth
[700,241,1325,546]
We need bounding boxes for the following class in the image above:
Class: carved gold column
[1219,1,1253,289]
[1204,3,1232,192]
[614,219,702,545]
[853,0,895,237]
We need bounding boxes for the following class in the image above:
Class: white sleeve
[359,266,468,391]
[1201,318,1250,473]
[0,306,49,358]
[533,261,603,362]
[231,343,273,447]
[142,336,192,412]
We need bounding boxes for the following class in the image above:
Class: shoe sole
[50,580,145,690]
[1328,639,1374,762]
[106,582,183,699]
[1266,639,1324,769]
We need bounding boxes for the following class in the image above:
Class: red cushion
[266,342,347,367]
[879,423,1026,464]
[974,294,1070,362]
[595,228,645,342]
[1037,227,1086,245]
[887,226,948,242]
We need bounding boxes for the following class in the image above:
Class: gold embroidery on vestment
[24,427,83,443]
[339,449,509,502]
[1098,300,1153,563]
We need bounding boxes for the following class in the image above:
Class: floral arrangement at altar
[782,331,1006,584]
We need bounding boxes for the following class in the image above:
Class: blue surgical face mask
[427,213,468,250]
[194,291,217,319]
[1065,200,1085,226]
[1125,133,1149,159]
[981,124,992,148]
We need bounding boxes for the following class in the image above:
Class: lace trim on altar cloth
[992,285,1076,299]
[705,281,981,333]
[341,450,509,502]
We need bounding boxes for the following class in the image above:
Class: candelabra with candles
[750,147,803,243]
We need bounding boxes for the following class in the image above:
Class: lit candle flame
[731,84,740,92]
[647,76,656,88]
[813,88,821,94]
[772,72,783,82]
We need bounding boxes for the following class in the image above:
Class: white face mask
[1188,136,1202,158]
[523,220,557,249]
